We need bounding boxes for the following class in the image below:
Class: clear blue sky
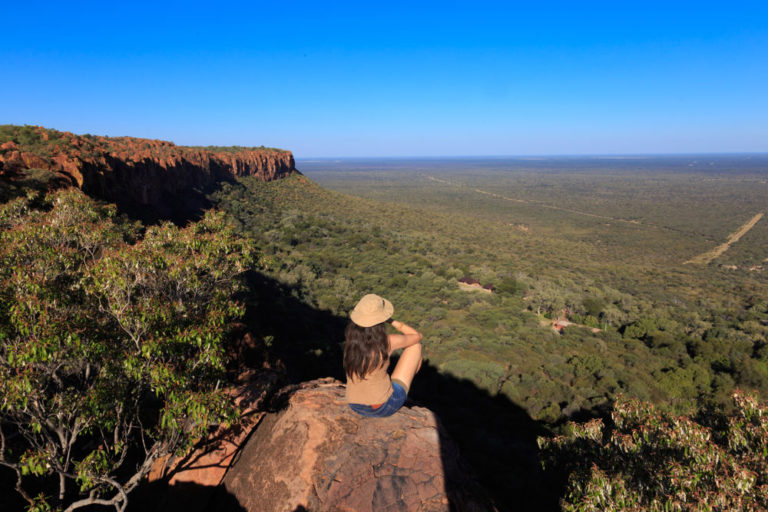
[2,1,767,157]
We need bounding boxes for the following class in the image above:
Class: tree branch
[0,427,36,508]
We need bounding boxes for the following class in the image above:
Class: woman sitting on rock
[344,294,422,417]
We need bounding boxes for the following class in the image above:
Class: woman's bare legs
[391,343,422,391]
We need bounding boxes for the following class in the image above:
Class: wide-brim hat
[350,294,394,327]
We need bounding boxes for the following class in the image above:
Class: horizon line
[295,152,768,160]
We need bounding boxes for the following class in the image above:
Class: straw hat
[350,294,394,327]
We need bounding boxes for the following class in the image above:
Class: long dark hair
[343,321,389,380]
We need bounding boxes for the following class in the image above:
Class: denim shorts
[348,380,408,418]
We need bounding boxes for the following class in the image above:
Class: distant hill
[0,125,296,222]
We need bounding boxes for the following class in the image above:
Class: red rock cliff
[0,126,295,214]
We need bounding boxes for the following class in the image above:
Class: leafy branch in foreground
[0,189,255,511]
[539,391,768,511]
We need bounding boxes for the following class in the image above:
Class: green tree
[0,190,254,511]
[539,391,768,511]
[527,279,566,317]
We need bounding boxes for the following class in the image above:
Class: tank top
[345,358,393,405]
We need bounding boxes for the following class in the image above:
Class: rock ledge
[215,378,490,512]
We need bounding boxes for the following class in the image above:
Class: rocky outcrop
[212,378,492,512]
[0,126,295,220]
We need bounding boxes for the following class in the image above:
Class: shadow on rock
[98,178,228,227]
[129,480,246,512]
[0,165,229,227]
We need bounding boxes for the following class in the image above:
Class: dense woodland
[1,148,767,511]
[210,162,767,510]
[212,167,768,419]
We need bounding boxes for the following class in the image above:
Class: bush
[0,190,255,511]
[539,391,768,511]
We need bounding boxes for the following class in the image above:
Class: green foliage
[212,162,768,510]
[0,125,60,158]
[539,391,768,511]
[582,297,606,317]
[2,155,763,510]
[188,144,284,153]
[209,172,768,426]
[0,189,254,511]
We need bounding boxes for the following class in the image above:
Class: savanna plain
[210,155,768,509]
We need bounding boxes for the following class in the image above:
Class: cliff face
[0,125,295,221]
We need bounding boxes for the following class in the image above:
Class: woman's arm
[388,319,422,352]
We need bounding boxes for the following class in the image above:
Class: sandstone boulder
[213,378,492,512]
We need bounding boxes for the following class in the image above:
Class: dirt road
[684,212,764,265]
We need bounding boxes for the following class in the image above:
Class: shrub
[539,391,768,511]
[0,189,255,511]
